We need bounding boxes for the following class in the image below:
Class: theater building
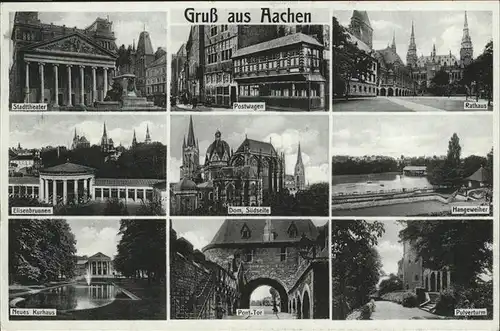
[76,252,115,278]
[9,12,118,107]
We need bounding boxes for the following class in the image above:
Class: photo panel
[331,114,493,217]
[170,7,330,112]
[169,113,329,216]
[8,11,167,112]
[8,113,167,216]
[170,218,330,320]
[332,10,493,112]
[331,218,493,320]
[8,218,167,320]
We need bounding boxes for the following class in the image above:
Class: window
[287,222,298,238]
[414,274,419,281]
[280,247,287,261]
[241,223,251,239]
[221,24,228,32]
[243,249,253,262]
[211,26,217,36]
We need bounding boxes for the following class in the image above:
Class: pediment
[25,33,116,58]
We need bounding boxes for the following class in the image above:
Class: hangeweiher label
[451,205,490,215]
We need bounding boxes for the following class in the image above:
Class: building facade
[146,53,167,107]
[185,26,205,101]
[171,116,307,215]
[171,43,187,98]
[76,252,115,278]
[10,12,118,107]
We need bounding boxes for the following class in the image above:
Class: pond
[17,283,129,311]
[332,172,432,195]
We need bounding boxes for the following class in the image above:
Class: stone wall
[237,25,278,49]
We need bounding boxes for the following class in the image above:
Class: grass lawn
[9,278,166,320]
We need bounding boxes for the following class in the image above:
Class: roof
[403,166,427,171]
[137,31,154,55]
[76,259,88,265]
[40,162,96,175]
[197,181,214,189]
[152,180,167,190]
[466,166,487,182]
[206,139,231,161]
[9,176,40,185]
[375,47,404,66]
[233,33,323,58]
[172,177,197,191]
[95,178,164,187]
[203,219,319,250]
[347,32,371,53]
[235,138,276,156]
[88,252,111,260]
[148,53,166,68]
[10,154,35,161]
[352,10,371,28]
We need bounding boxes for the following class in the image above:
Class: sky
[7,12,167,66]
[171,218,327,300]
[10,114,167,149]
[67,218,122,259]
[170,25,191,56]
[170,115,330,184]
[332,114,493,158]
[366,220,405,277]
[333,10,492,62]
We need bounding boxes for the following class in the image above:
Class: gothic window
[241,223,251,239]
[280,247,287,261]
[287,222,298,238]
[414,274,419,281]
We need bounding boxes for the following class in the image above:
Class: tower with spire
[460,11,473,66]
[100,122,114,153]
[294,142,306,191]
[348,10,373,48]
[145,125,151,144]
[406,21,418,68]
[180,116,200,180]
[390,32,397,53]
[132,129,138,147]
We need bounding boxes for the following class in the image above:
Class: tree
[463,41,493,105]
[333,17,373,100]
[484,148,493,186]
[332,220,384,319]
[462,155,487,178]
[114,219,166,284]
[399,220,493,287]
[9,219,77,284]
[104,198,129,216]
[379,274,403,296]
[429,69,450,95]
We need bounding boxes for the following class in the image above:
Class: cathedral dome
[206,130,231,162]
[173,177,197,191]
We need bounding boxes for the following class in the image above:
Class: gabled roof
[88,252,111,260]
[233,33,323,58]
[466,166,488,182]
[203,219,319,250]
[235,138,276,156]
[22,31,117,59]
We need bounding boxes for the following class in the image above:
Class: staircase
[420,292,440,313]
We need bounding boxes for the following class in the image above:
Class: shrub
[401,292,418,307]
[359,304,372,320]
[434,288,457,316]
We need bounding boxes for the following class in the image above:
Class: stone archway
[240,278,289,313]
[430,272,436,292]
[380,88,386,96]
[296,296,302,319]
[302,290,311,319]
[388,88,394,96]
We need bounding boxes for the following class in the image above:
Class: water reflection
[333,173,432,195]
[21,283,119,311]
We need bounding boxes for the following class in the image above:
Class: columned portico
[24,62,30,103]
[80,65,85,106]
[103,67,108,100]
[67,65,73,106]
[38,62,45,102]
[53,64,59,107]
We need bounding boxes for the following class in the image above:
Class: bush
[434,288,457,316]
[401,292,418,307]
[435,283,493,319]
[359,304,372,320]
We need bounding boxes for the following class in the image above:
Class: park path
[371,301,441,320]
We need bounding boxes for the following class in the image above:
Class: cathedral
[342,11,474,97]
[71,128,91,150]
[170,116,306,215]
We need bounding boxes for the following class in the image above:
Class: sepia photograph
[170,218,329,319]
[332,11,493,111]
[169,114,329,216]
[170,24,330,111]
[8,218,166,320]
[8,12,167,111]
[332,114,493,216]
[332,219,493,320]
[8,114,167,216]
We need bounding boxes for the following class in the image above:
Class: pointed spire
[145,124,151,143]
[132,129,137,147]
[74,127,77,139]
[183,135,186,148]
[296,142,304,166]
[103,122,107,137]
[391,31,396,52]
[464,11,468,29]
[187,115,196,147]
[411,20,414,39]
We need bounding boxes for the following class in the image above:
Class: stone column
[103,67,108,100]
[52,179,57,205]
[74,179,79,203]
[25,61,30,103]
[319,82,325,108]
[125,188,129,201]
[440,271,443,292]
[39,63,45,102]
[434,272,438,292]
[134,189,137,201]
[89,177,94,200]
[63,179,67,205]
[83,178,88,199]
[447,270,451,288]
[44,179,49,203]
[53,64,59,107]
[39,178,44,202]
[67,65,73,106]
[143,188,147,201]
[92,67,97,103]
[79,66,85,105]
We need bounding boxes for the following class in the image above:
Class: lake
[332,172,433,195]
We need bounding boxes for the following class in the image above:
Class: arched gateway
[201,219,329,319]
